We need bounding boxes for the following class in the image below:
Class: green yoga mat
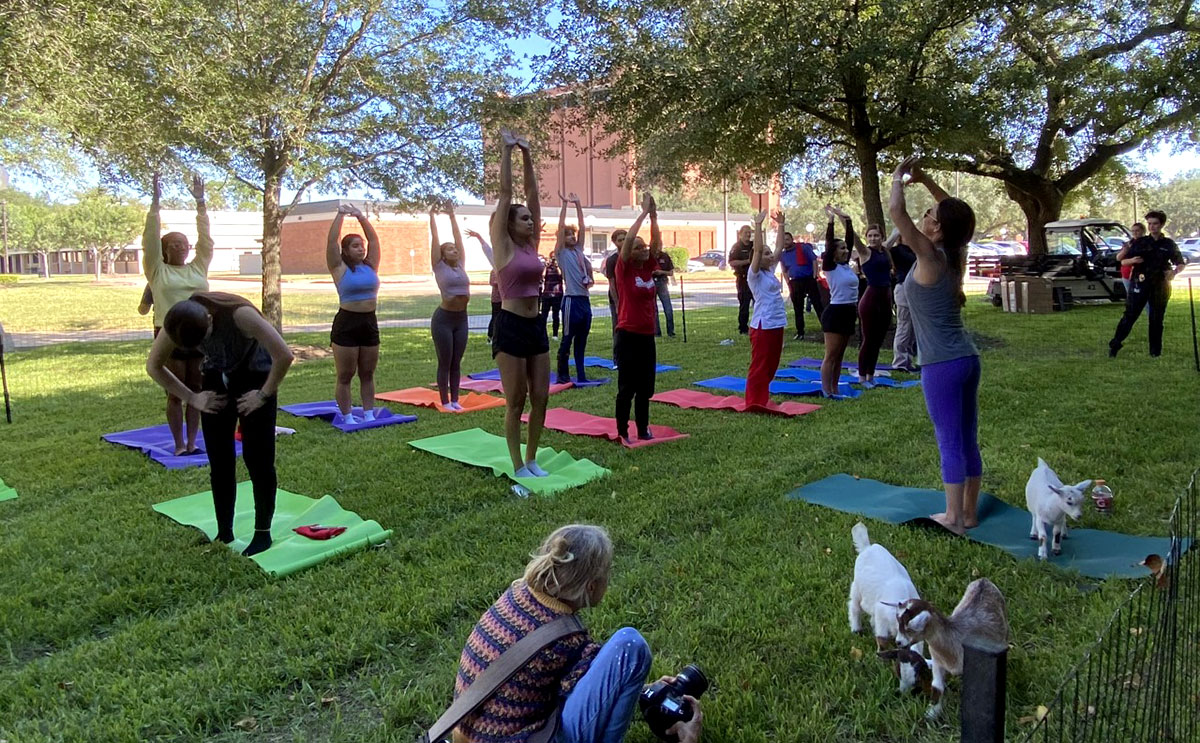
[409,427,610,495]
[0,477,16,502]
[153,482,392,577]
[787,474,1186,579]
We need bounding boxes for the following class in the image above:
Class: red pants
[746,326,785,407]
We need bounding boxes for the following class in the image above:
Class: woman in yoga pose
[143,173,212,455]
[889,157,982,535]
[744,209,788,408]
[490,130,551,477]
[614,193,663,442]
[147,292,294,556]
[429,202,471,410]
[854,223,895,386]
[819,205,860,397]
[327,204,381,423]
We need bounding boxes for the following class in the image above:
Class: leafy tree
[1146,171,1200,238]
[1,189,63,278]
[59,189,143,278]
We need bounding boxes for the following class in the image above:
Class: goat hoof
[1029,534,1038,540]
[1053,547,1062,556]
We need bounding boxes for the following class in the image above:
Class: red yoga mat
[521,408,689,448]
[376,387,506,412]
[459,378,575,396]
[651,388,821,417]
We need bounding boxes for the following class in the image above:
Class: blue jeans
[556,627,651,743]
[653,281,674,336]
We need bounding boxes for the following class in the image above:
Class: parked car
[1177,237,1200,265]
[968,242,1002,258]
[588,251,611,272]
[686,259,706,272]
[695,250,727,269]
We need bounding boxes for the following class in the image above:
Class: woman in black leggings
[147,292,294,556]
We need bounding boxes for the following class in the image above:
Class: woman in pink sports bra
[490,129,552,479]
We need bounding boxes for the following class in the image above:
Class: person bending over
[1109,211,1185,358]
[613,194,664,443]
[889,157,982,535]
[430,202,472,410]
[147,292,294,556]
[851,220,895,386]
[555,193,594,382]
[744,210,789,408]
[491,129,551,478]
[327,204,381,423]
[450,524,704,743]
[143,173,212,455]
[819,205,860,397]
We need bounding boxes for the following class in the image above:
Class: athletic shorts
[820,303,857,336]
[331,308,380,347]
[492,309,550,359]
[154,326,204,361]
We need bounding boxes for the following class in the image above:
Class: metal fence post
[679,276,687,343]
[961,642,1007,743]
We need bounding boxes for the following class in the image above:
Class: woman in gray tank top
[889,156,982,536]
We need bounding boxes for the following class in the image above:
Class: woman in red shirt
[614,193,662,442]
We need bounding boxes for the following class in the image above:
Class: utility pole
[721,178,729,259]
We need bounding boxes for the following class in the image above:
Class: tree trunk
[39,252,50,278]
[853,141,886,230]
[260,173,284,331]
[1003,180,1064,256]
[93,248,101,280]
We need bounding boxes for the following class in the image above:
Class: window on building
[591,233,608,254]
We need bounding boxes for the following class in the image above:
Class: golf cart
[987,219,1131,308]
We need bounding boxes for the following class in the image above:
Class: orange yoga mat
[376,387,506,413]
[459,378,575,396]
[651,388,821,417]
[522,408,689,448]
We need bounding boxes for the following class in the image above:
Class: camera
[638,664,709,742]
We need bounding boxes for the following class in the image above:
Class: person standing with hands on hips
[555,192,596,383]
[1108,211,1185,358]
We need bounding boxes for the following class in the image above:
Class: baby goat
[1026,458,1091,561]
[892,578,1010,719]
[848,522,928,693]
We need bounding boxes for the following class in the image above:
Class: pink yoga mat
[521,408,689,448]
[651,388,821,417]
[459,379,574,395]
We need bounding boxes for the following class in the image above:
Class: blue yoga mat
[555,376,611,387]
[774,368,919,389]
[786,474,1188,579]
[694,375,860,398]
[103,424,240,469]
[787,357,904,372]
[280,402,417,432]
[583,357,680,373]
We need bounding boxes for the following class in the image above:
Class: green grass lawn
[0,296,1198,742]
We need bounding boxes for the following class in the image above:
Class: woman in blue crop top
[326,204,382,424]
[429,201,472,410]
[490,128,553,480]
[853,223,896,386]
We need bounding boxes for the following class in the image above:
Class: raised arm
[573,194,587,250]
[429,206,442,270]
[517,136,540,231]
[466,228,494,267]
[143,173,162,280]
[648,195,662,254]
[189,175,213,271]
[351,206,380,268]
[773,210,786,262]
[911,161,952,203]
[555,196,570,255]
[825,207,836,250]
[888,157,937,261]
[490,130,519,267]
[326,205,349,273]
[621,193,654,261]
[447,202,465,271]
[750,210,767,274]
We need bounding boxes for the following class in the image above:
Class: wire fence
[1016,470,1198,743]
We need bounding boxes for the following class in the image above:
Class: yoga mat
[103,424,239,469]
[694,375,861,399]
[408,428,609,495]
[458,379,575,395]
[375,387,505,413]
[786,474,1188,579]
[153,482,392,578]
[555,376,610,387]
[582,357,681,373]
[788,357,906,372]
[651,389,821,417]
[774,368,919,389]
[0,477,16,502]
[522,408,689,448]
[280,401,417,432]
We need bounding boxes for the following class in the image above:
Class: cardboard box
[1003,277,1023,313]
[1021,277,1055,314]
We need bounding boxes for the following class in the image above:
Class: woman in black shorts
[327,204,382,424]
[820,205,860,397]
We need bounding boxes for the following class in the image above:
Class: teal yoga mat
[408,427,609,495]
[0,477,16,502]
[153,482,393,577]
[786,474,1185,579]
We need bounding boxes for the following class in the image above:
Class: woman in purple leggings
[889,156,981,536]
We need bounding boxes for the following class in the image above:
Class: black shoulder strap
[420,614,584,743]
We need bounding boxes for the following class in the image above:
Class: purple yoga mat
[102,424,239,469]
[279,401,417,432]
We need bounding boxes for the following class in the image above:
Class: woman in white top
[744,209,789,408]
[819,205,860,397]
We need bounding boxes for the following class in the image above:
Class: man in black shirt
[728,225,754,334]
[1109,210,1186,358]
[653,250,676,337]
[605,230,627,335]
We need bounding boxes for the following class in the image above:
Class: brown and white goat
[891,578,1010,719]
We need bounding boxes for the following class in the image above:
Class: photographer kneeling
[433,524,703,743]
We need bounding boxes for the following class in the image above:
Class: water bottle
[1091,480,1114,514]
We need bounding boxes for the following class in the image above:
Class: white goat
[1026,458,1091,561]
[893,578,1010,719]
[848,522,928,693]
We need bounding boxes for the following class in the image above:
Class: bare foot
[173,446,188,456]
[964,518,979,529]
[930,512,966,536]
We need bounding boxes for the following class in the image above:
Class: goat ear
[1048,484,1064,497]
[1074,480,1093,493]
[907,610,930,633]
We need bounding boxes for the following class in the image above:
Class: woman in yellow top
[142,173,213,455]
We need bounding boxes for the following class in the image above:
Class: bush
[664,246,690,271]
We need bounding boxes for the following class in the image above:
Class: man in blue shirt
[778,232,823,339]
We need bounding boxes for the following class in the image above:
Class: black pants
[540,295,562,336]
[201,369,277,537]
[614,329,656,437]
[1111,278,1171,356]
[787,276,824,336]
[736,275,752,333]
[608,290,618,334]
[487,301,501,342]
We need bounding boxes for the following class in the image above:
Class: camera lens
[672,664,709,698]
